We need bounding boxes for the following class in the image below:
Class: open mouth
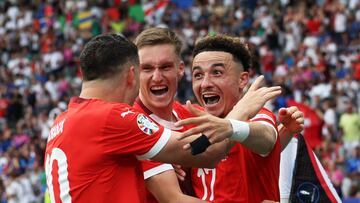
[202,94,220,105]
[150,86,169,96]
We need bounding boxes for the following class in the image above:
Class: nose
[200,74,213,89]
[152,68,163,82]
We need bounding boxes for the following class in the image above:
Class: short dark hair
[80,33,139,81]
[135,27,182,57]
[192,35,252,71]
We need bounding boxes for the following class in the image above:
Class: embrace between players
[45,28,304,203]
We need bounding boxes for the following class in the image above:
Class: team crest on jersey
[137,114,159,135]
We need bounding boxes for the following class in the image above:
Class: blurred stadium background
[0,0,359,202]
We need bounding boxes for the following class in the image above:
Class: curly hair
[192,35,252,71]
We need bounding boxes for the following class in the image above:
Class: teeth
[150,86,168,96]
[202,94,220,105]
[203,94,217,98]
[151,86,167,90]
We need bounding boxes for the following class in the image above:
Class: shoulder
[250,107,276,125]
[173,101,204,118]
[173,101,192,118]
[109,104,147,123]
[258,107,276,117]
[77,98,134,116]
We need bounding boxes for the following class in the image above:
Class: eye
[161,65,172,71]
[213,70,222,76]
[193,72,203,79]
[141,66,153,72]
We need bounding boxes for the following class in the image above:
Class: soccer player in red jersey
[134,28,304,203]
[134,28,216,203]
[44,33,252,203]
[185,35,303,202]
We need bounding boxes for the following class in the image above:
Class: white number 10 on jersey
[45,148,72,203]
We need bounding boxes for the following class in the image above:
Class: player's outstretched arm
[226,75,281,120]
[150,133,231,168]
[226,76,282,155]
[148,106,233,168]
[146,170,207,203]
[277,106,304,151]
[177,76,282,155]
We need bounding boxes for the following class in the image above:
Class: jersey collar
[134,97,183,130]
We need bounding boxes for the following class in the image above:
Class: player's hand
[173,164,186,181]
[228,75,282,120]
[278,106,304,134]
[175,101,233,148]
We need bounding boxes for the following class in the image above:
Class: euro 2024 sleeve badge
[137,114,159,135]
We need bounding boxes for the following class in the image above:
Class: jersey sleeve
[250,108,278,139]
[101,105,171,159]
[142,160,174,180]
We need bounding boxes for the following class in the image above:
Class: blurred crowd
[0,0,359,202]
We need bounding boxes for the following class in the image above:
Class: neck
[138,94,175,121]
[80,79,128,103]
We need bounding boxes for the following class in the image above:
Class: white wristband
[228,119,250,143]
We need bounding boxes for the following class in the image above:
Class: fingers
[265,86,282,92]
[264,90,282,100]
[177,125,207,140]
[209,135,226,144]
[279,107,302,118]
[262,87,282,96]
[291,111,304,120]
[287,106,298,115]
[180,133,203,150]
[173,164,181,169]
[175,116,207,128]
[278,108,288,115]
[183,143,191,150]
[178,125,227,146]
[176,174,185,181]
[248,75,264,91]
[173,165,186,181]
[186,100,206,117]
[296,117,304,125]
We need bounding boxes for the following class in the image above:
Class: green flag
[128,4,145,23]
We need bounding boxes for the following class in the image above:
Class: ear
[178,61,185,80]
[238,71,249,89]
[79,68,84,80]
[126,66,137,88]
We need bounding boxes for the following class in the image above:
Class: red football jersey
[191,144,248,203]
[44,97,171,203]
[191,108,280,202]
[245,108,281,202]
[133,98,197,203]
